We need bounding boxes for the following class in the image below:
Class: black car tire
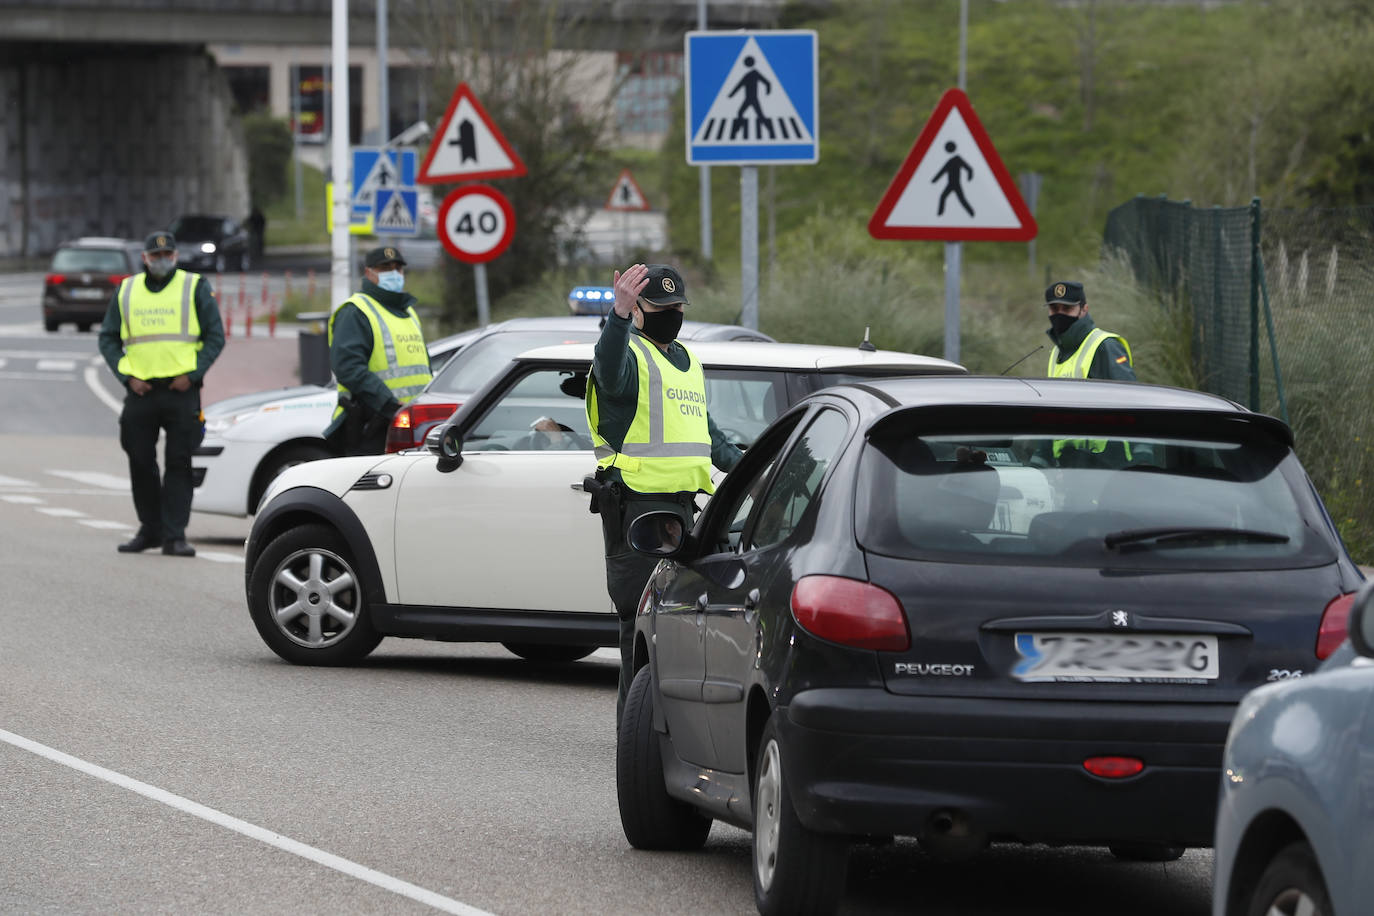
[616,665,712,850]
[250,444,335,514]
[44,318,59,332]
[247,523,382,665]
[501,642,596,663]
[1245,841,1332,916]
[753,713,849,916]
[77,322,93,332]
[1109,843,1185,862]
[215,253,227,273]
[240,250,251,272]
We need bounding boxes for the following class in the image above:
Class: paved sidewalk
[202,326,310,406]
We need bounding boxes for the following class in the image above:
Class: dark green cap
[145,232,177,253]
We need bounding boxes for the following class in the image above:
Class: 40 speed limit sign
[437,184,515,264]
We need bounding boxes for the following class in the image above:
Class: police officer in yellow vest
[586,263,743,722]
[98,231,225,557]
[322,245,432,455]
[1044,280,1138,468]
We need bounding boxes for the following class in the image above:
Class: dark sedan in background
[42,236,143,332]
[168,214,252,273]
[616,375,1363,916]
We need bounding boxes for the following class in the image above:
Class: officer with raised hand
[585,263,743,722]
[1044,280,1136,381]
[98,231,224,557]
[323,245,432,456]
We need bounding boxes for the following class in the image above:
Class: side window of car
[703,414,804,554]
[703,370,788,449]
[464,368,591,451]
[747,409,849,551]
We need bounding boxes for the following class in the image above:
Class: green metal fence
[1103,195,1374,561]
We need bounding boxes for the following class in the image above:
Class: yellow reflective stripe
[124,333,199,344]
[629,336,665,446]
[617,442,711,458]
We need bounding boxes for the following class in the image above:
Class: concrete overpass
[0,0,788,259]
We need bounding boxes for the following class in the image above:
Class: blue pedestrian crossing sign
[685,30,818,166]
[350,147,417,221]
[374,188,420,236]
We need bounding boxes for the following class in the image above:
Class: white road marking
[78,519,136,530]
[591,648,620,663]
[0,371,77,381]
[84,363,124,415]
[197,551,244,564]
[0,474,37,487]
[0,728,497,916]
[1,494,43,504]
[48,470,130,490]
[0,358,6,369]
[36,507,86,518]
[36,359,77,371]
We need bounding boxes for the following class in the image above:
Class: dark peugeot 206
[615,376,1362,916]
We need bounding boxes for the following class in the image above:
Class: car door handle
[744,588,760,610]
[570,481,587,491]
[695,593,708,632]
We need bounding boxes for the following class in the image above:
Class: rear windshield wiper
[1104,526,1291,550]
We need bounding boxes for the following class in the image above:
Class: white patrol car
[243,339,965,666]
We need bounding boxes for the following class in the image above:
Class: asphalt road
[0,325,1215,915]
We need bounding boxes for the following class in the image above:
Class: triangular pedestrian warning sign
[868,88,1037,242]
[605,169,650,212]
[691,36,814,149]
[418,83,527,185]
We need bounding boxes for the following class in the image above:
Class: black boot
[118,532,159,553]
[162,539,196,557]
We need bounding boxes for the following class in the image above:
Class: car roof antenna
[858,326,876,352]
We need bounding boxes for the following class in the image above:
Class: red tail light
[1083,756,1144,779]
[1316,592,1356,659]
[108,274,130,285]
[790,575,910,651]
[385,402,459,453]
[45,273,66,286]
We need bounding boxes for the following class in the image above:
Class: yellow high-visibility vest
[587,336,714,495]
[1048,328,1133,459]
[116,269,202,380]
[328,293,432,417]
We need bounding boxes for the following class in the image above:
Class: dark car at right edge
[614,375,1363,916]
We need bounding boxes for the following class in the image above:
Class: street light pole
[330,0,351,310]
[943,0,968,364]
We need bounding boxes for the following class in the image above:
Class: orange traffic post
[268,297,277,337]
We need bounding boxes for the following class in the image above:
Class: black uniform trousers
[600,488,696,724]
[119,383,201,543]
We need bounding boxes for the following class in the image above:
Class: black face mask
[639,307,684,344]
[1049,313,1078,337]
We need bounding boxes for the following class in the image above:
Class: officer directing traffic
[323,245,432,455]
[98,231,225,557]
[585,263,743,722]
[1044,280,1135,381]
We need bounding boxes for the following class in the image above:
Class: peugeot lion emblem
[1111,610,1130,628]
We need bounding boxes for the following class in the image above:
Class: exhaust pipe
[918,808,988,862]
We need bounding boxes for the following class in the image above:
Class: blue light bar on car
[567,286,616,315]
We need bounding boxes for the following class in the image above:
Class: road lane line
[36,359,77,371]
[0,475,37,487]
[77,519,136,530]
[0,371,77,381]
[197,551,244,564]
[1,495,43,504]
[83,363,123,415]
[36,507,85,518]
[0,728,497,916]
[47,470,130,490]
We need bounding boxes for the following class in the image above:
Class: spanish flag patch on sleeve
[1116,355,1129,364]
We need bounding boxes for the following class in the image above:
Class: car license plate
[1012,633,1219,683]
[70,287,107,300]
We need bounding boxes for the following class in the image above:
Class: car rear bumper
[780,688,1232,847]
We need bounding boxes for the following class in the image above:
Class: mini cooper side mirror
[1348,579,1374,659]
[628,510,688,557]
[432,424,464,472]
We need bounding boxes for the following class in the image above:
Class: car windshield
[428,329,598,395]
[168,216,221,238]
[855,426,1334,570]
[51,248,129,273]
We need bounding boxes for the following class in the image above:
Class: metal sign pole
[329,0,351,310]
[697,0,712,262]
[944,0,968,363]
[741,165,759,330]
[474,262,491,327]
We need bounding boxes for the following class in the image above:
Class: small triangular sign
[605,169,650,211]
[418,83,527,184]
[869,88,1037,242]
